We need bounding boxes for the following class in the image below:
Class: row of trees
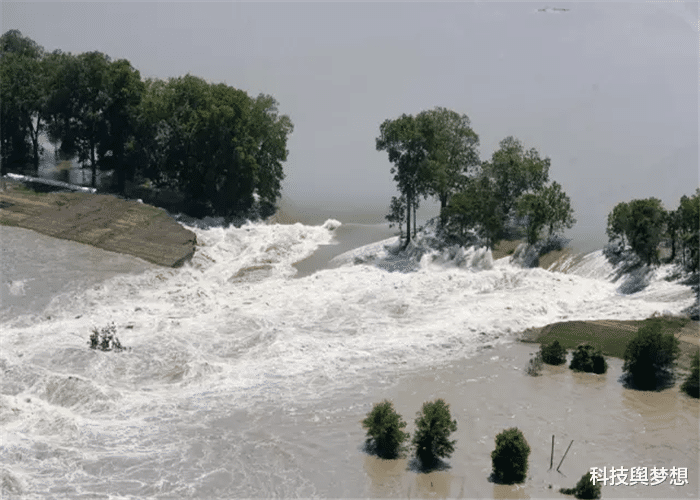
[361,398,531,483]
[0,30,292,217]
[376,109,575,249]
[606,190,699,271]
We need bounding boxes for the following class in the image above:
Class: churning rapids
[1,220,696,498]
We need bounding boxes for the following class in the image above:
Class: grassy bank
[0,180,197,267]
[521,316,699,371]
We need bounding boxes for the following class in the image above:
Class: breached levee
[0,179,196,267]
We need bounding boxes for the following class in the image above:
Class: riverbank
[0,179,196,267]
[520,316,700,371]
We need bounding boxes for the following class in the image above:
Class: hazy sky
[2,1,698,250]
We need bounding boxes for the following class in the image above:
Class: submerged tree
[361,400,409,459]
[622,320,680,389]
[412,399,457,469]
[491,427,530,484]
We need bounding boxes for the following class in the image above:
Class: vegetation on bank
[622,320,680,389]
[1,30,291,219]
[522,316,700,393]
[376,109,575,250]
[605,190,699,273]
[569,344,607,374]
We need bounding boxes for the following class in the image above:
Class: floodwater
[1,219,697,498]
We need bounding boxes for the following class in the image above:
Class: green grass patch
[533,317,691,365]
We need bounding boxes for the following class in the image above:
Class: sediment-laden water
[1,220,697,498]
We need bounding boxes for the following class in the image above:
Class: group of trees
[361,399,531,483]
[606,190,699,272]
[532,321,698,396]
[0,30,292,218]
[376,109,575,249]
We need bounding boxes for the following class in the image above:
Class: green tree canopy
[0,30,47,173]
[622,319,680,389]
[376,113,429,247]
[482,136,550,219]
[411,399,457,468]
[417,107,480,211]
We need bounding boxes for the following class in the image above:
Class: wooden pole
[557,440,574,472]
[549,435,555,470]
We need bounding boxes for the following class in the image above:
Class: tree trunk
[439,192,448,228]
[30,117,41,174]
[404,190,412,248]
[90,141,97,188]
[413,202,417,238]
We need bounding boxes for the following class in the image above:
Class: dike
[0,179,196,268]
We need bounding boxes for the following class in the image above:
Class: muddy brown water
[248,341,698,498]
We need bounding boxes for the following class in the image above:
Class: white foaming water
[1,220,695,498]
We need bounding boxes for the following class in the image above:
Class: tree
[134,75,292,217]
[677,190,699,272]
[0,30,46,174]
[560,471,602,499]
[569,344,607,374]
[482,136,550,221]
[515,181,575,245]
[626,198,666,266]
[540,340,567,365]
[622,320,680,389]
[443,174,504,248]
[100,58,144,194]
[412,399,457,468]
[417,107,480,214]
[376,114,430,247]
[681,350,699,398]
[386,195,406,238]
[606,201,631,248]
[491,427,530,484]
[361,400,409,459]
[248,93,293,216]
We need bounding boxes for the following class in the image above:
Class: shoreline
[0,179,196,268]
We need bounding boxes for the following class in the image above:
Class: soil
[0,180,196,267]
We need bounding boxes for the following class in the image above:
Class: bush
[491,427,530,484]
[89,323,124,351]
[622,320,680,389]
[560,471,602,499]
[541,340,567,365]
[681,350,699,398]
[569,344,607,374]
[412,399,457,468]
[361,400,409,459]
[526,352,543,376]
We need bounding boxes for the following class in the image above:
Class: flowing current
[1,221,696,498]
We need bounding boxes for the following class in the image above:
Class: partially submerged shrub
[526,352,543,376]
[361,400,409,458]
[89,323,124,352]
[560,471,602,499]
[570,344,607,374]
[412,399,457,468]
[491,427,530,484]
[540,340,567,365]
[681,350,699,398]
[622,320,680,389]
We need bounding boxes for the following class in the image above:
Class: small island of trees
[376,108,575,251]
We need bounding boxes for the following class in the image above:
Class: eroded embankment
[0,180,196,267]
